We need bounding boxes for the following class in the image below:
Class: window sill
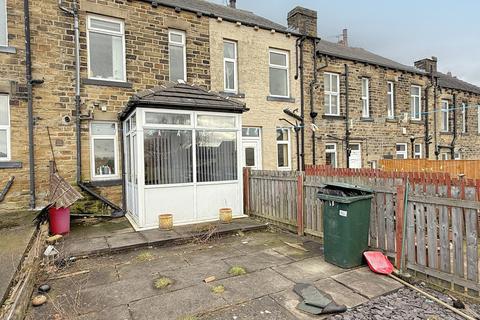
[267,96,295,103]
[85,179,123,187]
[440,132,452,135]
[0,46,16,54]
[322,114,345,120]
[385,118,397,123]
[360,117,374,122]
[0,161,22,169]
[82,78,133,88]
[410,119,423,124]
[220,91,245,99]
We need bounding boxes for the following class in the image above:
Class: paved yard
[26,230,402,320]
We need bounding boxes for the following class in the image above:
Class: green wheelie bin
[317,182,373,268]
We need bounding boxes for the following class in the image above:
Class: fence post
[297,172,304,235]
[243,167,250,215]
[395,184,405,269]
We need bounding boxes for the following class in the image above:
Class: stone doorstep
[65,220,268,258]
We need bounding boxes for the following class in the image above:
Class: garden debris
[46,234,63,245]
[294,283,347,315]
[43,245,60,264]
[283,241,309,252]
[211,284,225,294]
[32,295,47,307]
[38,284,51,293]
[203,276,216,283]
[228,266,246,276]
[154,276,174,289]
[49,270,89,280]
[192,224,218,244]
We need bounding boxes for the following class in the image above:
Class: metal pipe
[120,122,127,212]
[0,176,15,202]
[309,39,318,165]
[344,64,350,168]
[24,0,36,209]
[451,93,457,159]
[433,77,439,159]
[298,36,306,171]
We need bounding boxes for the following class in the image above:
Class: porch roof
[119,82,247,120]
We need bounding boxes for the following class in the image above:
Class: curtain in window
[144,129,192,185]
[169,45,185,81]
[0,0,6,46]
[196,131,237,182]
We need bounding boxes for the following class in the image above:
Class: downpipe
[309,39,319,165]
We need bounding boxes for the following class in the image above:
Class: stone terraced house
[1,0,480,228]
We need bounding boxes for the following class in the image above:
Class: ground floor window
[0,94,10,160]
[196,131,237,182]
[454,152,461,160]
[396,143,407,159]
[276,128,291,170]
[90,122,118,179]
[414,143,422,159]
[325,143,337,168]
[242,127,262,169]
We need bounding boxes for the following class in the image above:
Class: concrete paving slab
[272,256,347,283]
[129,283,226,320]
[116,253,188,280]
[106,232,147,251]
[139,229,181,245]
[218,268,294,304]
[183,244,246,265]
[78,304,131,320]
[314,278,368,308]
[332,267,403,299]
[223,248,293,272]
[63,236,109,257]
[201,295,296,320]
[271,244,321,261]
[68,217,133,241]
[270,289,328,320]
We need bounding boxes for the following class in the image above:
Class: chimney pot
[338,28,348,47]
[228,0,236,8]
[414,57,438,73]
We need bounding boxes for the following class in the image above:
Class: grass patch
[136,251,154,262]
[153,276,174,289]
[211,284,225,294]
[228,266,246,276]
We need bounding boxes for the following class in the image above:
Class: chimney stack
[228,0,236,8]
[414,56,438,73]
[338,29,348,47]
[287,6,317,37]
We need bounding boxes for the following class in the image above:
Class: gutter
[424,72,435,158]
[309,40,319,165]
[344,64,350,168]
[450,93,457,159]
[59,0,124,216]
[298,36,306,171]
[433,77,439,159]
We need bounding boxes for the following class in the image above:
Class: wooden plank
[415,202,427,266]
[439,204,451,273]
[376,192,386,251]
[296,173,304,235]
[369,186,378,248]
[426,203,438,269]
[451,206,464,279]
[406,201,415,264]
[395,185,405,269]
[385,193,395,254]
[408,195,480,210]
[465,209,478,285]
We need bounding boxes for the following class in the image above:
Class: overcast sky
[210,0,480,86]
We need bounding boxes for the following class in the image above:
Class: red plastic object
[363,251,393,275]
[48,207,70,235]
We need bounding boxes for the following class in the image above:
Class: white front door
[242,140,261,170]
[349,143,362,168]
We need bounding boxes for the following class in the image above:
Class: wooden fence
[379,159,480,180]
[245,166,480,296]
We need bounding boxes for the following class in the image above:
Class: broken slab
[314,278,368,308]
[272,256,347,283]
[332,267,403,299]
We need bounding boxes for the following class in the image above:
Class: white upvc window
[269,49,289,97]
[276,128,291,170]
[414,143,422,159]
[325,143,337,168]
[410,85,422,120]
[387,81,395,119]
[441,153,449,160]
[0,94,10,161]
[454,151,461,160]
[87,15,126,82]
[462,103,467,133]
[441,100,449,132]
[395,143,407,159]
[90,122,119,180]
[0,0,7,47]
[324,72,340,115]
[169,29,186,82]
[361,78,370,118]
[223,40,237,93]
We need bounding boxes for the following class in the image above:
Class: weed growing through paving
[136,251,154,262]
[228,266,246,276]
[153,276,174,289]
[211,284,225,294]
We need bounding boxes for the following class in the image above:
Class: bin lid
[316,182,373,203]
[317,182,373,194]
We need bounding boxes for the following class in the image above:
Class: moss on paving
[153,276,174,289]
[136,251,154,262]
[211,284,225,294]
[228,266,246,276]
